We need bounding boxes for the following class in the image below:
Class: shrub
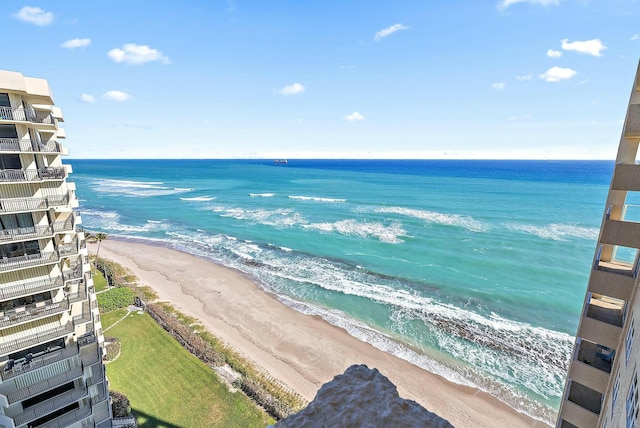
[97,287,136,312]
[104,337,122,362]
[110,390,131,417]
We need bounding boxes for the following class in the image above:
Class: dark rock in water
[275,364,454,428]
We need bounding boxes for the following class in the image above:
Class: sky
[3,0,640,159]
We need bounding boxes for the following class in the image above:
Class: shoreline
[92,238,548,427]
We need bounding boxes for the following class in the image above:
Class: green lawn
[105,311,272,428]
[92,269,109,292]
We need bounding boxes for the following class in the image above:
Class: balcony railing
[0,322,73,356]
[0,224,52,242]
[39,405,92,428]
[0,167,66,183]
[73,302,92,326]
[77,333,95,347]
[52,218,74,234]
[58,239,79,258]
[6,365,83,404]
[576,339,615,373]
[63,264,83,282]
[13,387,87,427]
[0,106,54,125]
[0,138,61,153]
[0,193,70,215]
[0,276,63,301]
[0,299,70,329]
[0,251,58,272]
[1,345,78,380]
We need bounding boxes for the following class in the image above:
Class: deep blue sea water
[70,159,613,423]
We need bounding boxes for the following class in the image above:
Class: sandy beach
[92,238,547,427]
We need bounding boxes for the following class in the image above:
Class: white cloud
[277,83,305,96]
[61,38,91,49]
[538,66,577,82]
[344,112,365,122]
[107,44,170,65]
[80,94,95,103]
[547,49,562,58]
[13,6,53,26]
[103,90,131,101]
[561,38,606,57]
[632,34,639,41]
[498,0,558,9]
[492,82,506,90]
[374,24,409,41]
[516,74,533,81]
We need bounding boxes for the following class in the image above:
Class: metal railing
[0,276,62,300]
[0,300,70,329]
[77,333,95,347]
[0,106,54,125]
[58,239,79,258]
[1,345,78,381]
[0,138,61,153]
[0,322,73,356]
[13,387,87,427]
[0,251,58,272]
[0,224,51,242]
[0,193,70,215]
[39,405,92,428]
[7,365,83,404]
[0,167,65,183]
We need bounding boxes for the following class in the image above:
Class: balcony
[576,340,615,374]
[58,239,79,258]
[0,276,62,301]
[77,333,95,348]
[38,405,92,428]
[0,138,61,154]
[1,345,78,381]
[5,365,83,405]
[585,294,624,327]
[13,387,87,427]
[0,194,70,215]
[0,322,73,356]
[0,251,58,273]
[0,106,54,125]
[62,263,82,282]
[73,302,92,326]
[0,167,66,183]
[567,380,602,415]
[0,300,69,329]
[0,224,52,243]
[51,218,74,234]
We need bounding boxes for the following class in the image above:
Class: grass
[92,269,109,292]
[105,311,273,428]
[101,308,128,330]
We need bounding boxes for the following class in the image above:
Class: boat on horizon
[273,159,288,164]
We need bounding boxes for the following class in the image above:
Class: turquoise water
[71,159,612,423]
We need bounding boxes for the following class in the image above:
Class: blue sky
[4,1,640,159]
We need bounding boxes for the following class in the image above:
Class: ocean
[71,159,613,424]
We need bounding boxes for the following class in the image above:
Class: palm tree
[94,232,107,259]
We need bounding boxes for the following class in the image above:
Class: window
[0,213,34,231]
[628,317,636,364]
[0,93,10,108]
[615,370,622,416]
[0,240,40,259]
[628,371,638,428]
[0,124,17,139]
[0,154,20,170]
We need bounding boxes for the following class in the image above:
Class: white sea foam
[373,206,487,232]
[288,195,346,203]
[250,193,275,197]
[215,207,306,228]
[506,223,599,241]
[180,196,216,202]
[92,179,192,197]
[303,219,406,244]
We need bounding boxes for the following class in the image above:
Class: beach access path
[92,239,547,428]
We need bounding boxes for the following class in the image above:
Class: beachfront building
[0,70,110,427]
[556,63,640,427]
